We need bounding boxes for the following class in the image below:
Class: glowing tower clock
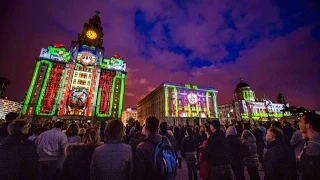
[187,93,198,105]
[86,30,97,39]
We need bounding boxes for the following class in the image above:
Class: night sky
[1,0,320,110]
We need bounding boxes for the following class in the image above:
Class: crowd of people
[0,111,319,180]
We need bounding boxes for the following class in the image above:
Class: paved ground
[175,159,264,180]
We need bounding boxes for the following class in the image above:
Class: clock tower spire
[76,11,104,48]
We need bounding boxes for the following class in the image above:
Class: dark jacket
[298,134,320,180]
[181,135,197,156]
[252,128,265,153]
[0,122,10,141]
[0,134,38,180]
[264,139,298,180]
[283,124,295,141]
[59,143,100,180]
[242,135,260,167]
[129,135,146,154]
[198,132,207,145]
[134,133,164,180]
[227,135,244,165]
[173,131,183,150]
[204,130,231,166]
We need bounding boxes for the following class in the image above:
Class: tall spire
[76,11,104,48]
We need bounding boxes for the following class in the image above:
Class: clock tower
[22,11,127,122]
[75,11,104,48]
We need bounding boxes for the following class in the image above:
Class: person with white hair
[226,125,245,180]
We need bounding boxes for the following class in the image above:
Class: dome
[236,78,250,88]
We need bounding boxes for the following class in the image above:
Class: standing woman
[65,123,81,144]
[59,127,102,180]
[91,119,133,180]
[241,129,260,180]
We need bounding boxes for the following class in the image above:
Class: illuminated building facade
[233,78,290,121]
[0,98,19,120]
[121,107,137,125]
[137,82,218,125]
[21,12,126,122]
[218,102,235,125]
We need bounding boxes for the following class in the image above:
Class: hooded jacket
[226,126,244,164]
[242,130,260,167]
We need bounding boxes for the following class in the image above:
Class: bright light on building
[122,107,137,126]
[0,99,19,120]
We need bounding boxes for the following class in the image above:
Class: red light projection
[40,63,64,113]
[98,71,115,114]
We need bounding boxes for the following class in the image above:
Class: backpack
[145,136,177,180]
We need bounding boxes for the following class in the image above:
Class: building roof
[137,81,218,105]
[236,78,250,88]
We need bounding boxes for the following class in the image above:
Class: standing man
[264,127,298,180]
[35,121,68,180]
[181,127,198,180]
[204,120,235,180]
[298,112,320,180]
[134,116,176,180]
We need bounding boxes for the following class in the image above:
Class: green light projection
[241,111,291,120]
[117,73,126,118]
[35,60,53,115]
[47,45,70,62]
[96,74,124,117]
[164,85,179,117]
[243,90,256,101]
[22,61,41,115]
[100,56,126,71]
[164,84,218,118]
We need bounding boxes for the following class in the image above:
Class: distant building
[0,98,19,120]
[233,78,290,122]
[0,77,10,99]
[288,106,315,117]
[277,93,287,104]
[137,82,218,125]
[121,107,137,125]
[218,102,235,125]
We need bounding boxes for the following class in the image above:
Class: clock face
[187,93,198,105]
[70,88,88,105]
[86,30,97,39]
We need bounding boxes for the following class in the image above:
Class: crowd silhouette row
[0,112,319,180]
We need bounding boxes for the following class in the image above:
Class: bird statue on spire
[95,10,101,16]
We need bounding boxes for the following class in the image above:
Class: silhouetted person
[0,112,19,141]
[264,127,298,180]
[298,112,320,180]
[0,120,38,179]
[204,120,235,179]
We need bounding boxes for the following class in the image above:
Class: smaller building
[0,98,19,120]
[218,102,235,125]
[121,107,137,126]
[233,78,290,122]
[137,82,218,125]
